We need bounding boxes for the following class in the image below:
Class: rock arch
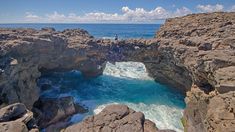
[1,12,235,132]
[0,29,192,109]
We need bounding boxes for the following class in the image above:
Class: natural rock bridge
[0,27,192,109]
[0,12,235,132]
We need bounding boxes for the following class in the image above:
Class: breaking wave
[39,62,185,132]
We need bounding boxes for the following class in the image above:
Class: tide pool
[38,62,185,132]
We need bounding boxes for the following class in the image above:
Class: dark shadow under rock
[33,96,88,129]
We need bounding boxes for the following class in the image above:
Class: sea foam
[39,61,185,132]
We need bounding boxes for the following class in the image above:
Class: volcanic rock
[33,96,88,128]
[0,12,235,132]
[0,103,38,132]
[62,104,171,132]
[0,121,28,132]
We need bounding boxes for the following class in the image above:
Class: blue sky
[0,0,235,23]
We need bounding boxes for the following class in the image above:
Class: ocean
[0,23,160,39]
[38,62,185,132]
[1,24,185,132]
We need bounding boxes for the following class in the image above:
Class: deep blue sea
[0,24,185,131]
[0,23,160,39]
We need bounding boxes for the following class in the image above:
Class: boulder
[63,104,161,132]
[0,103,38,132]
[0,121,28,132]
[144,119,159,132]
[0,103,27,122]
[33,96,88,128]
[45,121,69,132]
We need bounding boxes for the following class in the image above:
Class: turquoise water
[38,62,185,132]
[3,23,185,131]
[0,24,160,39]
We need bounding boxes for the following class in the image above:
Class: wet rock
[33,96,88,128]
[40,83,52,91]
[74,103,88,113]
[45,121,69,132]
[0,103,27,122]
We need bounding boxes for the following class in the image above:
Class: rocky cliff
[0,12,235,132]
[0,27,158,109]
[154,12,235,132]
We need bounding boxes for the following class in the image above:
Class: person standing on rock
[115,34,118,41]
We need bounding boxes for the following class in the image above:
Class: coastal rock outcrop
[183,85,235,132]
[154,12,235,132]
[0,103,38,132]
[155,12,235,93]
[63,104,174,132]
[0,12,235,132]
[32,96,88,129]
[0,28,97,109]
[0,27,158,109]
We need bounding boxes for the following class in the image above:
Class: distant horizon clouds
[196,4,224,12]
[24,4,234,23]
[1,1,235,23]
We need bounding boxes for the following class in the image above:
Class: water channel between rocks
[38,62,186,132]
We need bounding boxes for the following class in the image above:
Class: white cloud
[197,4,224,12]
[24,6,193,23]
[84,12,123,22]
[174,7,192,17]
[25,12,41,22]
[46,11,66,22]
[120,6,170,22]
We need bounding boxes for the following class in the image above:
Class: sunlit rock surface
[0,12,235,132]
[63,104,174,132]
[156,12,235,132]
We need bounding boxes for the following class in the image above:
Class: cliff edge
[0,12,235,132]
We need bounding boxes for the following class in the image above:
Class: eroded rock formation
[0,103,38,132]
[154,12,235,132]
[32,96,88,129]
[0,27,158,109]
[155,12,235,93]
[63,104,173,132]
[0,12,235,132]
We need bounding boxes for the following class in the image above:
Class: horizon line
[0,22,164,25]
